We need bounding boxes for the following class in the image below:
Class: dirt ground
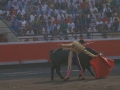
[0,76,120,90]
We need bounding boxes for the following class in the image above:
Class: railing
[17,32,120,42]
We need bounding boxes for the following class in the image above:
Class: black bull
[50,47,100,81]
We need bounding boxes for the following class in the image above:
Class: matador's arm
[61,43,73,47]
[81,46,96,57]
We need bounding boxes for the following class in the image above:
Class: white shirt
[67,22,75,29]
[53,24,60,30]
[88,27,97,32]
[42,27,50,34]
[21,20,27,26]
[105,21,112,28]
[17,9,26,15]
[90,7,98,13]
[26,30,34,35]
[42,4,48,11]
[57,14,65,20]
[96,21,103,25]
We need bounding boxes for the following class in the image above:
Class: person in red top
[81,0,88,9]
[102,14,108,23]
[53,17,60,24]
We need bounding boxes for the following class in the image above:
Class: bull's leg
[56,66,64,79]
[79,67,85,78]
[86,66,95,76]
[51,65,56,81]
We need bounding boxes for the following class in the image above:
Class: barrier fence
[0,39,120,65]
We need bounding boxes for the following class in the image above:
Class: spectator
[26,29,34,35]
[67,26,74,33]
[43,34,50,41]
[96,18,103,32]
[79,34,84,40]
[47,21,53,34]
[57,35,63,40]
[90,4,98,13]
[53,22,60,30]
[102,14,108,23]
[73,35,78,40]
[9,7,16,15]
[53,16,60,24]
[6,16,12,26]
[21,16,27,28]
[12,15,19,27]
[103,4,112,13]
[64,35,69,40]
[33,22,39,35]
[86,33,92,39]
[42,26,50,34]
[75,20,82,32]
[12,1,19,11]
[74,27,80,33]
[17,21,23,35]
[67,20,75,30]
[95,1,103,12]
[112,19,119,31]
[53,26,59,34]
[17,6,26,16]
[105,18,112,32]
[11,22,18,32]
[51,35,57,41]
[88,25,97,32]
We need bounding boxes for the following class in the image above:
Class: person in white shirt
[105,18,112,31]
[96,18,103,32]
[65,11,72,19]
[67,20,75,30]
[98,10,105,19]
[44,11,50,22]
[90,4,98,13]
[88,0,95,7]
[17,6,26,16]
[103,4,112,13]
[53,23,60,30]
[21,16,27,27]
[42,26,50,34]
[41,2,48,12]
[26,29,34,35]
[88,25,97,32]
[12,1,19,10]
[57,11,65,20]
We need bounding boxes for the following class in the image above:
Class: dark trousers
[72,52,82,70]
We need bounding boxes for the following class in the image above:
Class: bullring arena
[0,0,120,90]
[0,39,120,90]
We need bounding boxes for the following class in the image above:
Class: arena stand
[0,0,120,42]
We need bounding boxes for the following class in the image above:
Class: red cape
[90,55,114,79]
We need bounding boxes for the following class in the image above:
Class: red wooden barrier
[0,39,120,65]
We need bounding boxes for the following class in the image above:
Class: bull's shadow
[34,77,97,85]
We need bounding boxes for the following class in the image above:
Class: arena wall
[0,39,120,65]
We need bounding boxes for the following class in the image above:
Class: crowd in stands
[0,0,120,41]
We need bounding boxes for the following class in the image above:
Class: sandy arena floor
[0,76,120,90]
